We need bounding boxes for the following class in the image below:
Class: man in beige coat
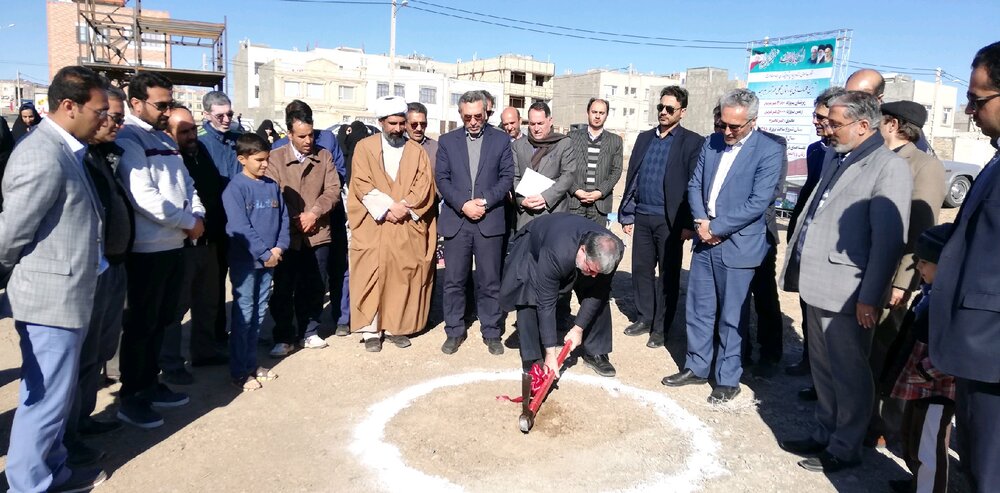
[869,100,946,447]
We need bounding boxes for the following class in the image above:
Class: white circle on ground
[350,371,726,492]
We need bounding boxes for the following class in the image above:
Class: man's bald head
[167,106,200,154]
[846,69,886,101]
[500,106,522,139]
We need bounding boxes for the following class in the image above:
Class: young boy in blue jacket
[222,133,289,391]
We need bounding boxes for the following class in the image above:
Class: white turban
[373,96,408,119]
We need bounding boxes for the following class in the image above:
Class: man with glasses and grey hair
[500,212,625,377]
[198,90,241,179]
[435,90,515,355]
[778,90,911,473]
[663,88,782,405]
[618,86,704,349]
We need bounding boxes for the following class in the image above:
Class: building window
[534,74,545,87]
[450,93,462,106]
[631,87,637,95]
[532,98,545,105]
[942,107,952,125]
[339,85,355,101]
[603,85,617,97]
[609,108,616,117]
[307,83,324,99]
[254,62,264,75]
[510,71,526,85]
[254,86,260,99]
[377,82,389,98]
[284,81,300,97]
[394,84,405,97]
[77,24,89,44]
[419,86,437,104]
[509,95,525,108]
[630,108,636,116]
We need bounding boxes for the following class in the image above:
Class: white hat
[373,96,408,119]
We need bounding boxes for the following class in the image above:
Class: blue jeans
[229,264,273,379]
[7,322,85,492]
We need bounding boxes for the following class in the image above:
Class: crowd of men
[0,39,998,493]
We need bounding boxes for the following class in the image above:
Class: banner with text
[748,38,836,197]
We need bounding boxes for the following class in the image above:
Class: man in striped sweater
[567,98,623,226]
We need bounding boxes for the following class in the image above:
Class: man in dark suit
[567,98,623,225]
[0,66,110,493]
[618,86,704,348]
[663,89,783,404]
[929,42,1000,492]
[500,213,624,376]
[436,91,515,355]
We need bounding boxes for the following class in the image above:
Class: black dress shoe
[778,437,827,456]
[582,354,616,377]
[798,386,818,401]
[623,321,650,336]
[78,418,123,436]
[504,329,520,349]
[797,451,860,473]
[484,338,504,355]
[66,441,107,467]
[335,324,351,337]
[49,466,107,493]
[662,369,709,387]
[387,335,412,348]
[707,385,741,404]
[441,335,466,355]
[646,331,665,348]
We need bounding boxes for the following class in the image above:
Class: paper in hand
[515,168,556,197]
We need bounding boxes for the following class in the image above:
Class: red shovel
[519,340,573,433]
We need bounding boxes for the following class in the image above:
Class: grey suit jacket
[566,128,623,215]
[512,135,579,229]
[0,119,104,328]
[780,137,912,313]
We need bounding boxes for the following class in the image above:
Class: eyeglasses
[656,104,683,115]
[821,119,861,131]
[719,118,755,133]
[141,99,176,112]
[409,121,428,129]
[211,111,234,122]
[967,93,1000,112]
[74,102,109,120]
[107,113,126,126]
[461,113,485,122]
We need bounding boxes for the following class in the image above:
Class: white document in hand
[515,168,556,197]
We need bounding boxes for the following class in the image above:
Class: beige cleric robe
[348,134,437,335]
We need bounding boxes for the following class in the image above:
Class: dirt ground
[0,210,971,492]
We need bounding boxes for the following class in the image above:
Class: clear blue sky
[1,0,997,93]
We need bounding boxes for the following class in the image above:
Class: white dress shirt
[707,130,754,218]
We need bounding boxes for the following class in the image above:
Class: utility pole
[15,69,20,103]
[388,0,407,88]
[929,67,942,141]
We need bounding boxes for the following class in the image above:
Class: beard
[385,131,406,147]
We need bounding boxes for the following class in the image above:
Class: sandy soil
[0,210,971,492]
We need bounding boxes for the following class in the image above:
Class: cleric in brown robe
[347,96,437,352]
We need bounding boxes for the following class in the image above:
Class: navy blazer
[499,213,620,346]
[435,125,515,238]
[929,152,1000,382]
[688,130,784,268]
[618,125,704,228]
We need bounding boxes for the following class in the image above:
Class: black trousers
[442,224,504,339]
[747,242,783,362]
[270,244,330,344]
[631,213,684,336]
[120,249,184,398]
[327,202,350,325]
[214,236,230,342]
[516,290,612,364]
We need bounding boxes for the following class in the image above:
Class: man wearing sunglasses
[928,41,1000,492]
[617,86,704,349]
[406,102,438,166]
[779,90,912,473]
[197,91,241,180]
[117,71,204,428]
[664,88,782,405]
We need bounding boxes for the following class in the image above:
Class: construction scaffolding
[76,0,226,89]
